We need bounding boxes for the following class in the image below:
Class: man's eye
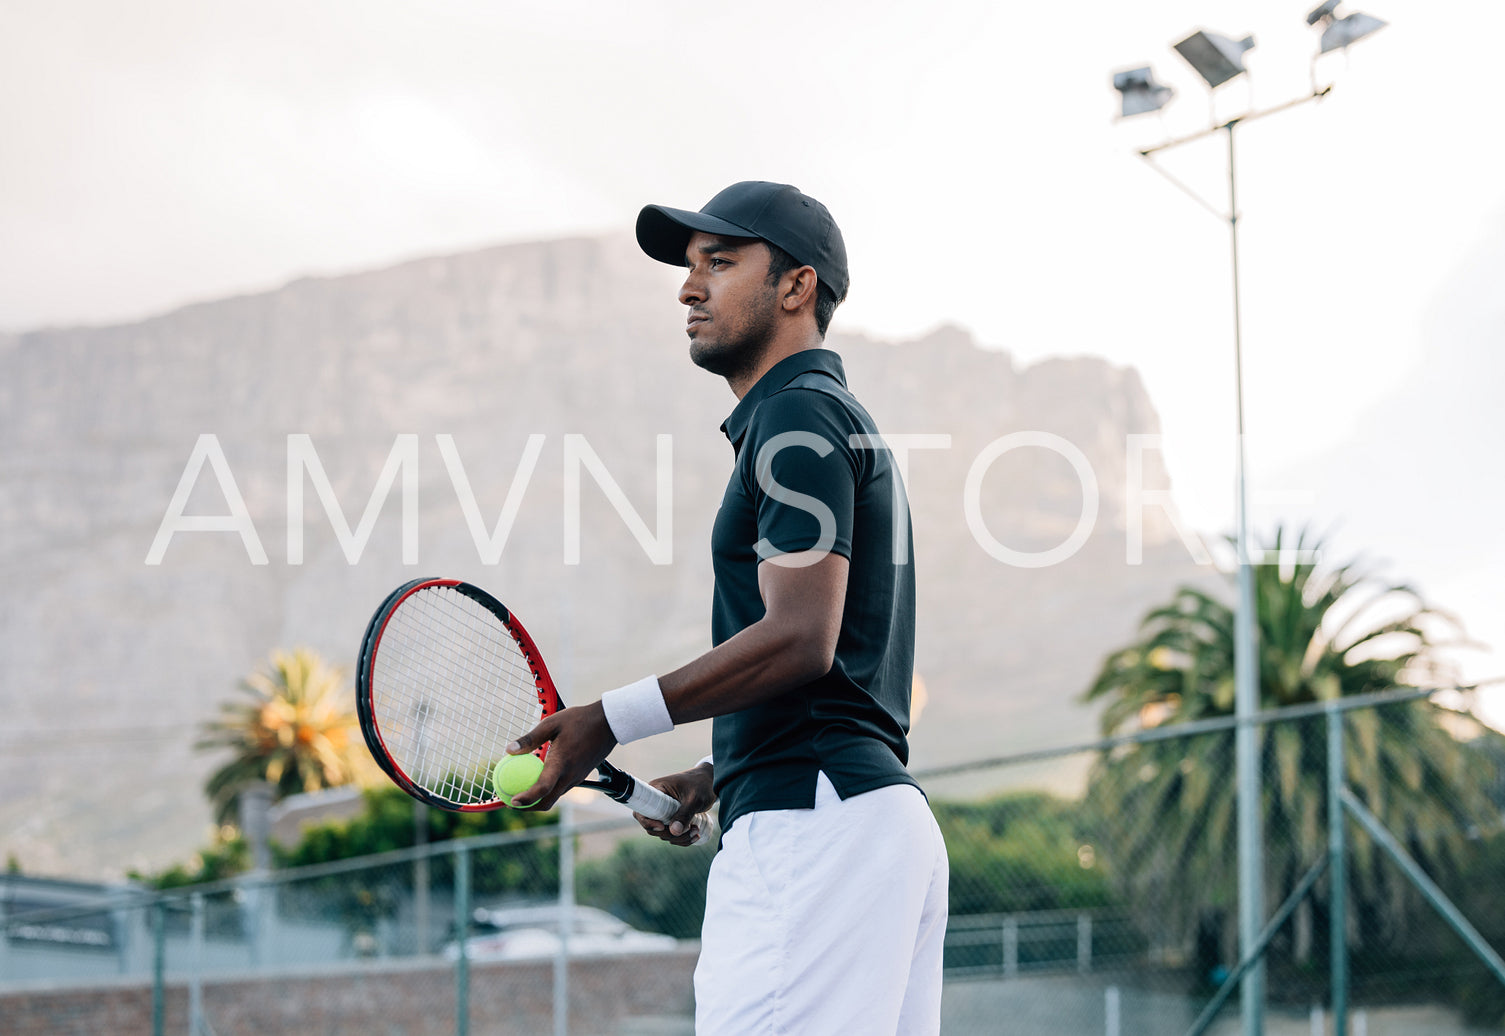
[710,257,729,268]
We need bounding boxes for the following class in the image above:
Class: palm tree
[198,648,370,826]
[1082,527,1501,972]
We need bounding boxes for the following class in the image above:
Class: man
[507,181,948,1034]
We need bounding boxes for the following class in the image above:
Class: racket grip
[619,776,681,823]
[599,762,708,844]
[625,784,708,847]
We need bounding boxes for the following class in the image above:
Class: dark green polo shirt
[709,348,919,833]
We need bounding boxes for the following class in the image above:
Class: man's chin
[690,340,729,376]
[691,334,765,383]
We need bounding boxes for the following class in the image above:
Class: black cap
[636,181,849,303]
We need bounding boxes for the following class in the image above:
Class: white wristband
[696,754,715,770]
[600,675,673,744]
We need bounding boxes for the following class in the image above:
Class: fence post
[152,900,166,1036]
[454,843,470,1036]
[1328,707,1348,1035]
[188,892,204,1036]
[414,802,430,955]
[1078,913,1093,973]
[1105,985,1121,1036]
[555,799,576,1036]
[241,877,261,969]
[1003,916,1018,976]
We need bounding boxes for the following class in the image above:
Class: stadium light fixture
[1308,1,1389,54]
[1174,29,1257,89]
[1112,67,1175,118]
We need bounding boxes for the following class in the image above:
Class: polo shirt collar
[720,348,847,448]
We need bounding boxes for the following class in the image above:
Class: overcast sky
[4,0,1502,719]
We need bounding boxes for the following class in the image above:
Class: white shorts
[694,772,950,1035]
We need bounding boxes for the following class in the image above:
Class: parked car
[443,903,680,962]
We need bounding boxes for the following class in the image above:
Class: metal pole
[555,799,575,1036]
[555,577,576,1036]
[454,844,470,1036]
[414,801,430,954]
[151,900,166,1036]
[188,893,204,1036]
[1228,117,1266,1036]
[1328,708,1349,1034]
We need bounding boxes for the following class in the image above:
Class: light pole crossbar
[1138,86,1333,156]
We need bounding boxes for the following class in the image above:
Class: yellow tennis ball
[492,753,545,807]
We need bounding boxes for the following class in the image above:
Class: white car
[444,903,681,962]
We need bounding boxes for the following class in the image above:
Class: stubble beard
[688,285,781,383]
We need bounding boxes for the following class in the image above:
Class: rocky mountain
[0,234,1208,878]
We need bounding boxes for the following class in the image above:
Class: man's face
[678,231,780,380]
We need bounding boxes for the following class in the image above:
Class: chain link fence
[926,689,1505,1035]
[3,691,1503,1034]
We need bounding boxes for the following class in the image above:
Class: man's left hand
[505,701,617,811]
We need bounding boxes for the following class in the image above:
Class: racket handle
[596,761,709,844]
[617,774,681,823]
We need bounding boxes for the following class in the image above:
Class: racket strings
[394,593,533,802]
[416,592,538,801]
[371,586,544,806]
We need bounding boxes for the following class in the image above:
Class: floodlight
[1173,29,1257,88]
[1306,0,1342,24]
[1307,2,1388,54]
[1112,67,1174,117]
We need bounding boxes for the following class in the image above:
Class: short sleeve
[740,387,860,563]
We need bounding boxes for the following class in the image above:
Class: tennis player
[508,181,948,1034]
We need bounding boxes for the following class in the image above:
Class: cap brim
[635,204,759,267]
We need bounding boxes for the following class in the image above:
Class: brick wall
[0,950,699,1035]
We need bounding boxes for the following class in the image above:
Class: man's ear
[782,266,819,313]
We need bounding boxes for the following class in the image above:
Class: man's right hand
[635,761,716,847]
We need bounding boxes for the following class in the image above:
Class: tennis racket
[356,577,684,823]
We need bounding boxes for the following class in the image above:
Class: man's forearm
[659,613,834,724]
[599,552,848,746]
